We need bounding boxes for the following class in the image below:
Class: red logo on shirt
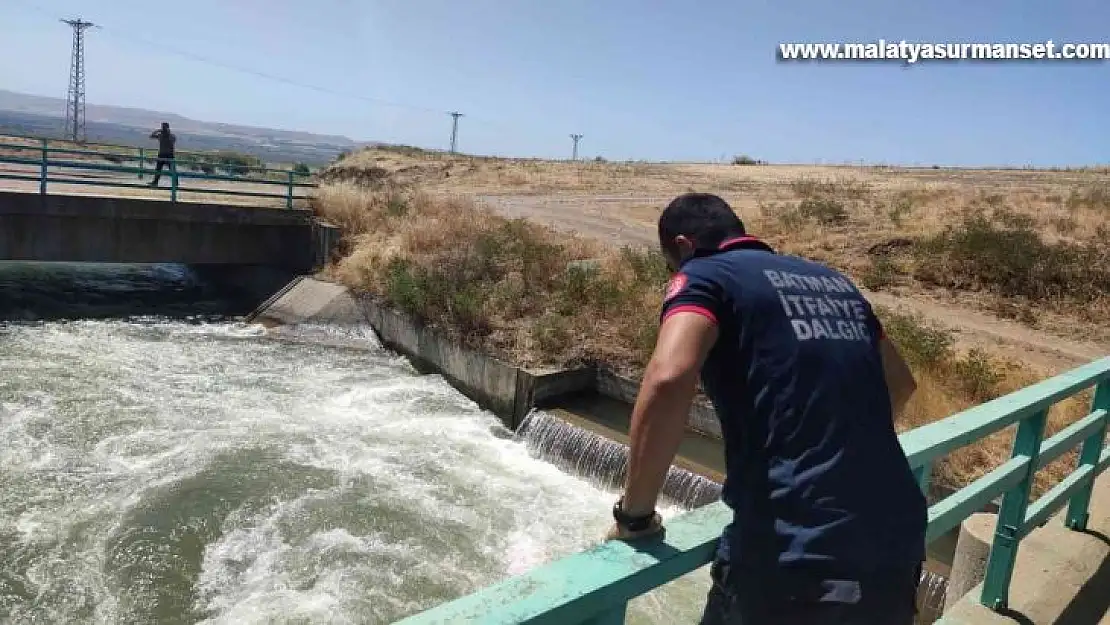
[664,273,688,303]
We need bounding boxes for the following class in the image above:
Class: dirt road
[477,194,1109,373]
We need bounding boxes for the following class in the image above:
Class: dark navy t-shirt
[660,237,926,595]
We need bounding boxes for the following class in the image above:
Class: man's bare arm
[620,313,719,516]
[879,337,917,416]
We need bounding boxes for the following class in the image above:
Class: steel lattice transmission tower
[62,18,95,143]
[570,134,583,161]
[448,111,463,153]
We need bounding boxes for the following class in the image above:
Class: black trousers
[150,155,172,185]
[698,560,920,625]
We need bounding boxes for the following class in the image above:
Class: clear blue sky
[2,0,1107,165]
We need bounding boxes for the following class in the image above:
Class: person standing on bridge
[606,193,926,624]
[148,122,176,187]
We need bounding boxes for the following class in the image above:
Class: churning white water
[0,263,946,624]
[0,317,711,624]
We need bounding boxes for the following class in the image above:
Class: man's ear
[674,235,696,260]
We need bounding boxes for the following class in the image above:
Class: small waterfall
[916,569,949,624]
[516,411,722,509]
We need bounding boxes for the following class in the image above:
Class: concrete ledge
[596,369,722,439]
[250,277,367,327]
[250,278,725,440]
[363,297,524,421]
[251,278,596,430]
[940,471,1110,624]
[527,367,599,407]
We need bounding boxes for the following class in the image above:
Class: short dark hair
[658,193,745,256]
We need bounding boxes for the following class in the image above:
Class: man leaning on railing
[148,121,176,187]
[607,193,927,624]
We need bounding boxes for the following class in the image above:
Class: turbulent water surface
[0,264,710,624]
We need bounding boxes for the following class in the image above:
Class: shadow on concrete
[988,529,1110,625]
[1052,529,1110,625]
[993,607,1036,625]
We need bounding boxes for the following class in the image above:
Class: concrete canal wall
[249,277,721,438]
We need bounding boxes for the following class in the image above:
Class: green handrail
[397,356,1110,623]
[0,135,317,208]
[0,140,314,179]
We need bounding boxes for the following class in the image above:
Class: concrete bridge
[0,132,335,268]
[0,190,336,271]
[0,133,338,311]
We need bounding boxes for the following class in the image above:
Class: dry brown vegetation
[324,145,1110,350]
[316,183,666,371]
[313,147,1106,493]
[876,307,1090,493]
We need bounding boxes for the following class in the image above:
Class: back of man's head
[161,122,170,130]
[658,193,746,259]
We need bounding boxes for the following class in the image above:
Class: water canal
[0,263,946,624]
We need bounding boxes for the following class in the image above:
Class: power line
[11,0,593,156]
[13,0,449,117]
[569,134,583,161]
[62,18,96,142]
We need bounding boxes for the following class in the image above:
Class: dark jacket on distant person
[151,129,176,158]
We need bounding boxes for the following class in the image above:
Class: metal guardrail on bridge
[0,134,317,208]
[397,356,1110,624]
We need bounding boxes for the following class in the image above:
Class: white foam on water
[0,319,711,624]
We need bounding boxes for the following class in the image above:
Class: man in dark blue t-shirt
[605,193,926,624]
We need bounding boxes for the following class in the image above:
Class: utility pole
[569,134,583,161]
[448,111,463,153]
[62,18,95,143]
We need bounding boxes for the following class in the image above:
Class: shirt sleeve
[659,264,724,326]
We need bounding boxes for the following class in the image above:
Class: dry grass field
[312,146,1109,492]
[324,146,1110,363]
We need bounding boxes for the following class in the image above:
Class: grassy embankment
[313,149,1110,494]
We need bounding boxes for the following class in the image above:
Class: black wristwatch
[613,498,656,532]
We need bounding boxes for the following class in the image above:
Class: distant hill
[0,89,364,165]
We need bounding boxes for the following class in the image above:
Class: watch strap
[613,498,655,532]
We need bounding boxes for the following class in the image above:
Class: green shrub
[887,193,915,225]
[874,307,955,369]
[911,210,1110,304]
[951,348,1005,402]
[860,255,901,290]
[1065,183,1110,212]
[210,151,262,177]
[797,197,849,225]
[619,246,671,285]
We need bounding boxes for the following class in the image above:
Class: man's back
[667,238,926,592]
[153,129,175,156]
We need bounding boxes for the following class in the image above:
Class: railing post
[286,170,294,209]
[170,158,178,203]
[39,138,48,195]
[980,409,1047,611]
[913,461,932,495]
[1066,381,1109,530]
[582,603,627,625]
[138,148,145,180]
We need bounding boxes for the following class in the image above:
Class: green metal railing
[0,135,316,208]
[398,356,1110,624]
